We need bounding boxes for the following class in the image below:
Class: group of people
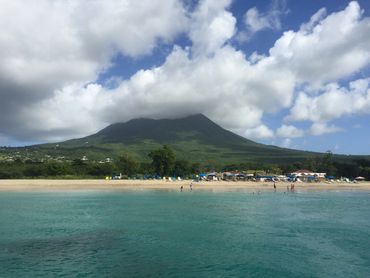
[273,181,295,192]
[180,181,295,192]
[180,182,193,192]
[288,183,295,192]
[284,183,295,192]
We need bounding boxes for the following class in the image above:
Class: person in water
[273,182,277,192]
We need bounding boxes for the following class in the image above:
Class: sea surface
[0,189,370,277]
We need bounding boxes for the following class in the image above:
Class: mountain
[0,114,362,164]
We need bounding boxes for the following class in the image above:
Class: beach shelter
[236,173,246,178]
[355,176,366,181]
[307,176,317,182]
[222,172,235,181]
[206,172,218,181]
[199,173,207,180]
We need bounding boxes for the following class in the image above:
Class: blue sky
[0,0,370,155]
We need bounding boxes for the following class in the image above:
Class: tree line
[0,145,193,179]
[0,146,369,180]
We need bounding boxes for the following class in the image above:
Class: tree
[334,162,360,178]
[23,163,45,177]
[319,151,337,176]
[222,164,239,172]
[173,160,191,178]
[116,154,139,177]
[360,167,370,180]
[0,166,16,179]
[87,163,114,177]
[45,161,72,176]
[270,166,282,175]
[190,162,201,174]
[305,155,319,172]
[292,162,303,171]
[148,145,175,177]
[280,163,295,174]
[139,162,152,175]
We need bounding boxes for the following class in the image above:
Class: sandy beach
[0,179,370,192]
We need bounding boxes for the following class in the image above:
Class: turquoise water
[0,190,370,277]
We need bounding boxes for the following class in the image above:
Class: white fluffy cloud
[300,8,327,33]
[0,0,188,141]
[243,0,286,36]
[309,122,343,136]
[189,0,236,56]
[286,78,370,137]
[270,1,370,87]
[1,1,370,144]
[27,44,293,140]
[287,79,370,123]
[281,138,292,148]
[244,125,274,140]
[0,0,187,89]
[276,125,304,138]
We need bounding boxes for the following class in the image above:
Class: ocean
[0,190,369,277]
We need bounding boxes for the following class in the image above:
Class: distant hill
[50,114,316,163]
[0,114,364,164]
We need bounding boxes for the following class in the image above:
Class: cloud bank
[0,0,370,145]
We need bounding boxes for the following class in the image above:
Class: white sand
[0,179,369,192]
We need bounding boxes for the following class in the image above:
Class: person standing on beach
[273,181,276,192]
[180,185,183,192]
[190,182,193,191]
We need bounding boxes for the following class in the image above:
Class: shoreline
[0,179,370,192]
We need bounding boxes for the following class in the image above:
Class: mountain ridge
[88,114,261,146]
[47,114,324,163]
[1,114,365,164]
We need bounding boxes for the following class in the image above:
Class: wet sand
[0,179,369,192]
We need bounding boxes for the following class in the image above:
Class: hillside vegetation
[0,114,367,165]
